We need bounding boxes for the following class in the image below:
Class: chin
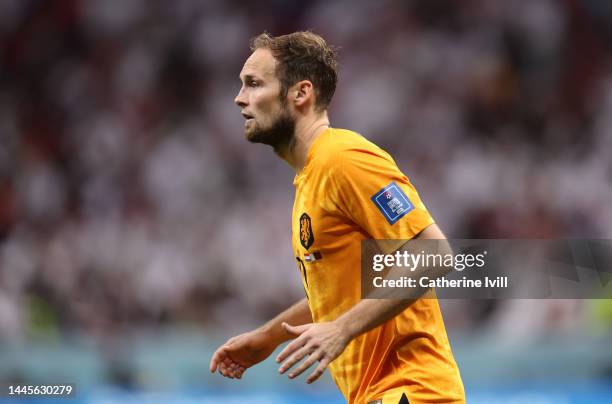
[245,129,259,142]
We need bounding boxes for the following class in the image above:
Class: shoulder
[314,128,393,171]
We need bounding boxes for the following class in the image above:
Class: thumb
[282,322,309,335]
[223,341,240,352]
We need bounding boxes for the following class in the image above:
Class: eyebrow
[240,74,257,83]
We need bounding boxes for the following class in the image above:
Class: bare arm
[276,223,452,383]
[334,223,449,341]
[258,298,313,345]
[209,298,312,379]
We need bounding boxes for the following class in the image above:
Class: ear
[290,80,314,108]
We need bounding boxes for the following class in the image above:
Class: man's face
[235,48,295,149]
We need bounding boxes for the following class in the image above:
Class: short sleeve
[330,147,434,250]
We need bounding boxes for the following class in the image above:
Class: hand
[209,329,277,379]
[276,321,349,384]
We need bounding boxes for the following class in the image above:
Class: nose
[235,87,247,108]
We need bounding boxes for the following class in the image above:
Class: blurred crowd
[0,0,611,346]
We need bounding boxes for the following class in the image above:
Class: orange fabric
[291,128,465,404]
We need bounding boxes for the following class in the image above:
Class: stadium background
[1,0,611,402]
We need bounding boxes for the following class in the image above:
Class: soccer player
[209,31,465,404]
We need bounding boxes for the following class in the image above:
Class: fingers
[286,350,322,379]
[219,356,232,377]
[210,332,246,373]
[210,345,246,379]
[276,331,308,363]
[209,346,227,372]
[210,338,239,373]
[236,365,246,379]
[282,322,309,336]
[278,342,330,383]
[218,357,246,379]
[306,357,330,384]
[209,357,218,373]
[278,344,313,374]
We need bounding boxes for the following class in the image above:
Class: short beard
[246,107,295,152]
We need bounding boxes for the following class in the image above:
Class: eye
[248,80,259,87]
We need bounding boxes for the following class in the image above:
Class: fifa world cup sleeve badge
[371,182,414,225]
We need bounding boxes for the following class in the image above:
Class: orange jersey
[291,128,465,404]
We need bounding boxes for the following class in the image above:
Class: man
[209,31,465,404]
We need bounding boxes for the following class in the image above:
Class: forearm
[258,298,312,346]
[275,295,430,383]
[337,224,451,341]
[335,297,421,341]
[274,225,454,383]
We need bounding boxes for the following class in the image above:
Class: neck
[276,112,330,172]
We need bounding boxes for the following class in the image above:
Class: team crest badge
[299,213,314,250]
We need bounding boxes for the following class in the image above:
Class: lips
[242,112,254,127]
